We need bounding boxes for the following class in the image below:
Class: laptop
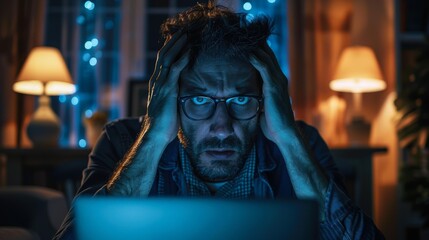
[75,197,319,240]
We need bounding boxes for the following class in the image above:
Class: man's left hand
[249,43,297,144]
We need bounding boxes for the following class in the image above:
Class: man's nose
[209,103,234,139]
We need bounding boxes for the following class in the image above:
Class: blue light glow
[105,20,114,29]
[71,96,79,105]
[89,57,97,66]
[83,53,91,61]
[91,38,99,47]
[85,109,93,118]
[78,139,87,148]
[59,95,66,103]
[246,14,255,22]
[243,2,252,11]
[84,41,92,49]
[76,15,85,24]
[84,1,95,10]
[267,39,272,47]
[268,0,276,3]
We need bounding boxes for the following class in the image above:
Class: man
[55,2,384,239]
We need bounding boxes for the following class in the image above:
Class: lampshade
[330,46,386,93]
[13,47,76,96]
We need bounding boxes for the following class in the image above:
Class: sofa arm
[0,186,67,240]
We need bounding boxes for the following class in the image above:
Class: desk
[0,148,91,186]
[331,146,387,217]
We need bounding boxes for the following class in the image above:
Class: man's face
[178,56,261,182]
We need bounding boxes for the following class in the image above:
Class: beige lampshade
[13,47,76,95]
[330,46,386,93]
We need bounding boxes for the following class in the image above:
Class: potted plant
[395,39,429,227]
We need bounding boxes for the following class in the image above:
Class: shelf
[399,32,427,45]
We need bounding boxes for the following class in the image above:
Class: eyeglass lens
[182,96,260,120]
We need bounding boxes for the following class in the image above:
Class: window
[43,0,288,147]
[239,0,289,77]
[45,0,122,147]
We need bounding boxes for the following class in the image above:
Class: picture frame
[128,79,149,117]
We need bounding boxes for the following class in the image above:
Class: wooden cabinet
[0,148,90,187]
[331,146,388,217]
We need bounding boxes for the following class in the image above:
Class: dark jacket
[54,117,384,240]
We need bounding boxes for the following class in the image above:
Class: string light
[91,38,99,47]
[85,109,93,118]
[84,41,92,49]
[71,96,79,105]
[89,57,97,66]
[84,1,95,10]
[83,53,91,61]
[78,139,87,148]
[76,15,85,24]
[243,2,252,11]
[59,95,66,103]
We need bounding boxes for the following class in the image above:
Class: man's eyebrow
[235,85,257,93]
[181,85,208,94]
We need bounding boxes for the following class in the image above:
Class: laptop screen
[75,197,319,240]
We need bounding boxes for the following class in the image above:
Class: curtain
[288,0,352,124]
[0,0,46,147]
[288,0,397,238]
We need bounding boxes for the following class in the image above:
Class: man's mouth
[204,149,237,159]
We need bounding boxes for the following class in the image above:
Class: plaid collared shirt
[175,144,256,199]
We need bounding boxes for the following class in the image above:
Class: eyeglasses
[178,95,263,120]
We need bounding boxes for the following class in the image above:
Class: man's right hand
[106,31,189,196]
[144,30,190,143]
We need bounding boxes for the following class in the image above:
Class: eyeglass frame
[177,95,264,121]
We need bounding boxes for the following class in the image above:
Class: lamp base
[346,116,371,146]
[26,95,60,148]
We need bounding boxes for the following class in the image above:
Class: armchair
[0,186,67,240]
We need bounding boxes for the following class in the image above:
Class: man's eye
[229,96,250,105]
[191,96,210,105]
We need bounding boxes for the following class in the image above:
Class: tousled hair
[161,1,273,67]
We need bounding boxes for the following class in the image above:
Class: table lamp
[13,46,76,147]
[330,46,386,145]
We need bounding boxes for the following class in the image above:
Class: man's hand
[249,43,296,144]
[145,30,190,143]
[249,43,328,221]
[107,31,189,196]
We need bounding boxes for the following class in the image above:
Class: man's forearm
[276,127,329,219]
[106,125,169,196]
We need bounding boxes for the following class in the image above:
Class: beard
[178,128,255,182]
